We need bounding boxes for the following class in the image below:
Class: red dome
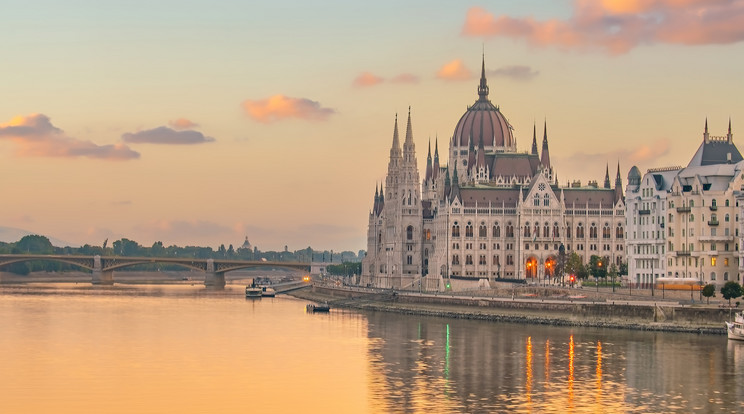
[452,99,514,149]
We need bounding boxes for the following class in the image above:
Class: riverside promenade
[293,283,734,335]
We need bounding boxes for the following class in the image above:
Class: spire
[403,107,416,164]
[444,167,451,198]
[379,183,384,212]
[467,133,476,175]
[614,161,624,203]
[373,184,379,216]
[476,127,486,172]
[531,122,538,155]
[433,137,440,180]
[477,53,489,101]
[390,114,401,158]
[728,118,733,143]
[425,138,433,182]
[604,163,611,189]
[451,165,461,201]
[540,121,551,170]
[404,106,413,145]
[704,117,710,143]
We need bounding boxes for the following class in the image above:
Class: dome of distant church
[451,59,515,150]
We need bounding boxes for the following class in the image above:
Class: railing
[708,220,719,226]
[676,206,691,213]
[709,205,717,211]
[638,209,651,215]
[675,251,691,256]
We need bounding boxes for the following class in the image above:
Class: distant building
[626,119,743,287]
[360,57,626,291]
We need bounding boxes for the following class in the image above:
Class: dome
[451,58,515,150]
[628,166,641,186]
[452,100,515,149]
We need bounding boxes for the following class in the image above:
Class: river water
[1,284,743,413]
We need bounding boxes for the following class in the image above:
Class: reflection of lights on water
[444,324,450,380]
[545,339,550,383]
[568,334,575,408]
[596,341,603,406]
[526,337,533,404]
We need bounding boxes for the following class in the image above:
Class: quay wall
[306,285,731,335]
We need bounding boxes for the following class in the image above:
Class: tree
[702,284,716,304]
[112,238,141,256]
[15,235,54,254]
[589,255,607,280]
[564,252,583,279]
[618,261,628,276]
[721,281,743,306]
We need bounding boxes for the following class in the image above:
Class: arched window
[724,272,730,281]
[479,223,487,238]
[533,194,540,206]
[726,214,730,222]
[590,223,598,239]
[712,199,718,207]
[407,255,412,265]
[553,222,560,238]
[407,225,414,240]
[534,223,540,238]
[452,222,460,237]
[544,194,550,206]
[576,223,584,239]
[543,222,549,238]
[616,224,624,239]
[566,225,572,239]
[465,255,473,265]
[452,255,460,265]
[602,223,611,239]
[493,224,501,238]
[689,214,694,222]
[506,222,514,238]
[711,271,717,280]
[524,222,531,238]
[465,222,474,238]
[726,199,730,207]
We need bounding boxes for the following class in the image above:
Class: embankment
[293,285,731,335]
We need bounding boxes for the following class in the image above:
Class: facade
[626,120,744,287]
[361,58,626,291]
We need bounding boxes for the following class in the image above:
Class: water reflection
[364,311,744,413]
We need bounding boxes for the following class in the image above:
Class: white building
[626,120,743,287]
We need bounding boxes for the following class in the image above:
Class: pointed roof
[540,121,551,170]
[425,138,433,181]
[390,114,401,159]
[432,137,440,179]
[688,119,743,167]
[477,52,489,101]
[531,123,538,155]
[614,162,624,203]
[404,106,414,146]
[604,163,611,189]
[476,132,487,171]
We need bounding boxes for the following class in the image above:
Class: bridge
[0,254,310,287]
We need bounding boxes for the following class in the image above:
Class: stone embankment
[292,285,731,335]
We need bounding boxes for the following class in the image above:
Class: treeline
[0,235,363,275]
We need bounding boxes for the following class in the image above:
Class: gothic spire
[390,113,401,158]
[540,120,551,170]
[531,122,538,155]
[604,163,611,189]
[425,138,433,182]
[477,53,489,101]
[433,136,440,180]
[704,117,710,143]
[728,118,733,143]
[614,162,624,203]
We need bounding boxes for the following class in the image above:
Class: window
[589,223,598,239]
[407,255,412,265]
[493,224,500,238]
[726,214,730,222]
[466,255,473,265]
[543,222,549,238]
[452,255,460,265]
[726,199,730,207]
[602,223,611,239]
[553,223,560,238]
[724,272,730,281]
[452,223,460,237]
[465,222,474,238]
[479,223,487,238]
[407,225,413,240]
[544,194,550,206]
[533,194,540,207]
[425,229,431,240]
[524,222,531,238]
[616,224,624,239]
[712,257,717,266]
[506,223,514,238]
[711,272,717,280]
[577,223,584,239]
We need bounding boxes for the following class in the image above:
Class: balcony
[675,251,691,256]
[710,205,718,211]
[708,220,719,226]
[660,222,665,228]
[638,209,651,215]
[676,206,691,213]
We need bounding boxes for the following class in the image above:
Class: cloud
[390,73,420,84]
[353,72,384,87]
[242,95,335,123]
[488,65,540,81]
[436,59,473,81]
[462,1,744,54]
[122,126,215,145]
[553,138,671,180]
[169,118,199,130]
[0,114,140,160]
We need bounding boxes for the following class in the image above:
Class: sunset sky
[2,0,744,252]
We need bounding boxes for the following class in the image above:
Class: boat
[306,302,330,312]
[245,279,262,298]
[261,286,276,297]
[726,310,744,340]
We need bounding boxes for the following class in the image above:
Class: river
[1,284,743,413]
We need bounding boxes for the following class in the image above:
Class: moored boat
[306,302,331,312]
[726,311,744,340]
[245,286,262,298]
[261,286,276,297]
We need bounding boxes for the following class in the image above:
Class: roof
[687,139,743,167]
[562,188,617,208]
[489,153,540,179]
[458,187,520,208]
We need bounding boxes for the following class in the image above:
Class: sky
[2,0,744,252]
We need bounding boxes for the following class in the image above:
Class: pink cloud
[353,72,384,87]
[122,126,215,145]
[169,118,199,130]
[462,1,744,54]
[0,114,140,160]
[390,73,420,84]
[241,95,335,123]
[436,59,473,81]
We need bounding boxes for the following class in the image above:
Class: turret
[540,121,551,170]
[614,162,624,203]
[604,163,611,189]
[425,139,433,182]
[531,123,538,155]
[728,118,733,144]
[433,138,440,180]
[704,118,710,143]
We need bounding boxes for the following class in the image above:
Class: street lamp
[597,259,602,292]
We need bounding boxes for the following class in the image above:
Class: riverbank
[292,284,732,335]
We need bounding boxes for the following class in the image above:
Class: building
[361,57,626,291]
[626,120,744,287]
